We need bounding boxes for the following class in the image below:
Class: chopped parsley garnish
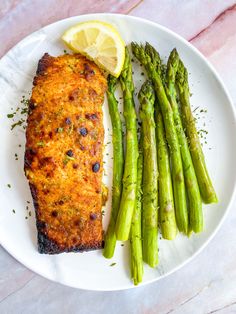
[11,119,25,130]
[63,155,75,165]
[7,95,29,131]
[110,263,116,267]
[20,107,28,115]
[37,141,45,147]
[57,127,64,133]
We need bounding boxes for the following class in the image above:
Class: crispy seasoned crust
[25,53,107,254]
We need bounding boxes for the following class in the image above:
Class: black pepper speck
[92,162,100,173]
[79,127,88,136]
[90,213,97,220]
[85,113,97,120]
[65,117,71,125]
[51,210,58,217]
[66,150,73,157]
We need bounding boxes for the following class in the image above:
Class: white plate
[0,14,236,291]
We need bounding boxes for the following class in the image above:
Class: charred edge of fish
[24,148,37,169]
[38,230,103,254]
[29,183,39,210]
[36,53,54,75]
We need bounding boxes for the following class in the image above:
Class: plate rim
[1,12,236,291]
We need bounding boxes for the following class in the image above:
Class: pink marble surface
[1,1,236,313]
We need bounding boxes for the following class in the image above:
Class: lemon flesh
[62,21,125,77]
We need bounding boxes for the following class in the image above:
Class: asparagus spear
[103,75,124,258]
[176,60,218,204]
[145,43,177,237]
[115,48,139,241]
[166,49,203,233]
[130,138,143,285]
[132,42,188,234]
[155,104,177,240]
[139,80,158,267]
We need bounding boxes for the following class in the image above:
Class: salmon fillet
[24,53,107,254]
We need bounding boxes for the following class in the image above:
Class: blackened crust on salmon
[28,100,36,112]
[36,53,54,75]
[29,183,39,210]
[25,53,107,254]
[24,148,36,169]
[38,230,103,254]
[38,231,61,254]
[33,53,55,86]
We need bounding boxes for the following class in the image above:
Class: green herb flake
[11,119,25,130]
[29,211,32,217]
[37,141,45,147]
[57,127,64,133]
[21,107,28,115]
[20,96,30,106]
[12,209,16,214]
[7,184,11,188]
[63,155,75,165]
[7,114,14,118]
[110,263,116,267]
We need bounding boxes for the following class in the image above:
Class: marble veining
[0,1,236,313]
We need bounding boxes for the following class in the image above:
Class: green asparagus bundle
[130,138,143,285]
[139,80,158,268]
[176,60,218,204]
[166,49,203,233]
[115,48,139,241]
[155,104,177,240]
[103,75,124,258]
[132,42,188,234]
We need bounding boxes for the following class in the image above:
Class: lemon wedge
[62,20,125,77]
